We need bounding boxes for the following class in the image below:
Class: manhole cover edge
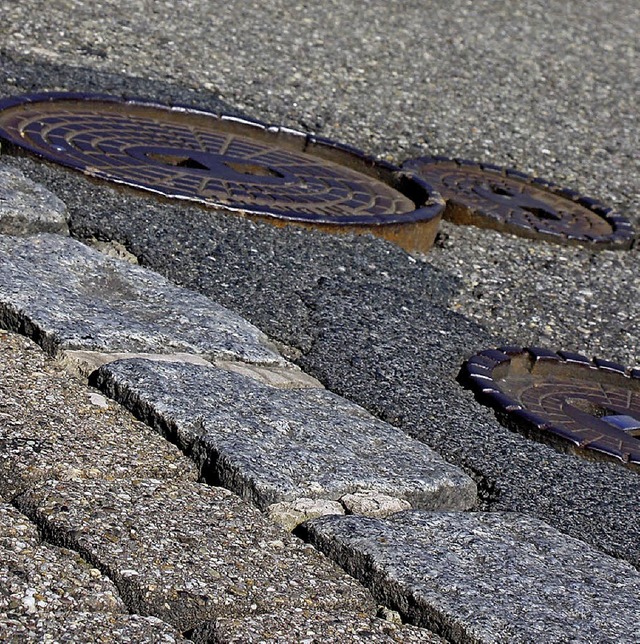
[0,92,445,238]
[459,346,640,468]
[402,156,635,250]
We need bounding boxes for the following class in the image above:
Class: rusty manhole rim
[459,346,640,468]
[0,92,445,249]
[402,156,635,249]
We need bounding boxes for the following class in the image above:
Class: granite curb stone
[0,233,284,366]
[0,501,127,625]
[303,511,640,643]
[94,358,477,510]
[0,331,197,500]
[0,612,187,643]
[198,609,446,643]
[0,164,68,236]
[14,477,397,635]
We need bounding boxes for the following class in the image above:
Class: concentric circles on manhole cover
[0,92,444,253]
[460,347,640,468]
[402,157,634,249]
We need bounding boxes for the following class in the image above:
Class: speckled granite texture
[94,358,476,510]
[303,511,640,643]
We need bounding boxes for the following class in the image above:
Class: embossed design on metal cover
[460,347,640,468]
[402,157,634,249]
[0,93,444,253]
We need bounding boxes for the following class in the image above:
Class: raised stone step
[95,358,477,511]
[14,478,387,635]
[0,165,68,236]
[302,511,640,644]
[0,331,197,500]
[0,234,283,366]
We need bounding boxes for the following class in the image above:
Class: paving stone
[303,511,640,643]
[340,492,411,518]
[1,503,126,621]
[15,478,383,634]
[0,331,197,499]
[267,498,345,531]
[0,165,68,235]
[95,359,477,510]
[195,609,445,643]
[0,612,186,642]
[0,234,283,365]
[0,503,39,544]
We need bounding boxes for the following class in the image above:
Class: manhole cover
[0,92,444,253]
[402,157,634,249]
[460,347,640,468]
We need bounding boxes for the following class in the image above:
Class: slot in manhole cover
[402,157,634,249]
[0,92,444,253]
[460,347,640,468]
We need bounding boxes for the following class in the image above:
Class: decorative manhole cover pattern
[0,92,444,253]
[402,157,634,249]
[460,347,640,468]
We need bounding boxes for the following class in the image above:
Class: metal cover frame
[0,92,445,253]
[402,156,634,249]
[460,346,640,468]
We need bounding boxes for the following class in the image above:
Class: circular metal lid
[402,157,634,249]
[0,93,444,252]
[460,346,640,468]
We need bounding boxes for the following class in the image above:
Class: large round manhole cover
[460,347,640,468]
[0,92,444,253]
[402,157,634,249]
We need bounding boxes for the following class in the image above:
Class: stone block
[303,511,640,643]
[95,359,477,510]
[0,234,283,365]
[15,478,379,633]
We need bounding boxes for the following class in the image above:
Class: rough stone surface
[0,502,126,621]
[0,234,284,365]
[303,511,640,643]
[15,478,382,634]
[0,165,68,235]
[215,360,324,389]
[196,610,445,643]
[267,498,345,532]
[0,503,39,544]
[0,612,186,643]
[95,359,477,510]
[340,492,411,519]
[0,331,197,500]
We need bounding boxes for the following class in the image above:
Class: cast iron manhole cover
[0,92,444,253]
[460,347,640,468]
[402,157,634,249]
